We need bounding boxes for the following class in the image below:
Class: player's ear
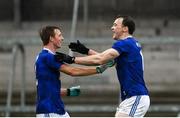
[50,36,53,42]
[123,26,128,32]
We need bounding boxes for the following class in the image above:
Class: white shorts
[36,112,70,117]
[115,95,150,117]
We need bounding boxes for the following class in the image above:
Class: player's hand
[55,52,75,64]
[69,40,89,55]
[67,86,80,96]
[96,60,115,73]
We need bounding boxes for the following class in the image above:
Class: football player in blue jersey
[57,15,150,117]
[35,26,114,117]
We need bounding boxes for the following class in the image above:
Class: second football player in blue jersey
[35,26,114,117]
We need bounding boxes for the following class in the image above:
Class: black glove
[55,52,75,64]
[69,40,89,55]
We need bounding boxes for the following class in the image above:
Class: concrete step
[1,91,180,117]
[1,91,180,105]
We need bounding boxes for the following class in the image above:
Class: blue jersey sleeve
[112,40,129,54]
[45,53,64,71]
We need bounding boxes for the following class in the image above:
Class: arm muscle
[75,48,119,65]
[60,64,97,76]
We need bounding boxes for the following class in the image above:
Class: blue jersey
[35,49,65,114]
[112,37,148,101]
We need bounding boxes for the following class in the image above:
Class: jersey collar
[120,35,133,40]
[43,47,55,55]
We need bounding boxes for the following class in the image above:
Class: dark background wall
[0,0,13,20]
[0,0,180,21]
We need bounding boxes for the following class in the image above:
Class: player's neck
[44,44,56,53]
[119,33,132,40]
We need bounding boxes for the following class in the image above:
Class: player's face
[111,18,124,40]
[52,29,64,48]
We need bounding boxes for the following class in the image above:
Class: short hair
[39,26,61,45]
[116,15,135,35]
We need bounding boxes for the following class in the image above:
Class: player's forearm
[68,61,114,76]
[69,68,97,76]
[75,54,106,65]
[88,49,99,55]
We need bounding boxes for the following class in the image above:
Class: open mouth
[112,32,116,36]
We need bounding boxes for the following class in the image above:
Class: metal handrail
[5,43,26,116]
